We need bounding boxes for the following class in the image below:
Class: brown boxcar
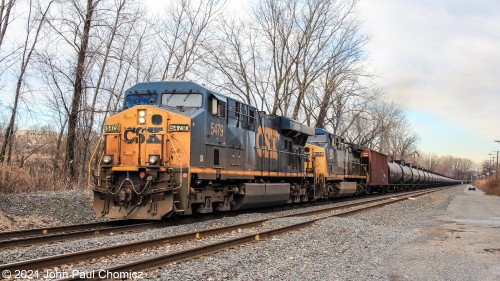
[361,150,389,186]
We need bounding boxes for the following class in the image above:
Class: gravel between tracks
[137,188,456,280]
[143,185,497,281]
[0,193,391,264]
[0,188,103,231]
[2,186,497,281]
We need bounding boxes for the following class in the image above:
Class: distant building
[15,130,55,145]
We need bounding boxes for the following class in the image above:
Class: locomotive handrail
[88,133,104,188]
[168,133,190,166]
[166,133,190,192]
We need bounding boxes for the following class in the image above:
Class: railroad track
[0,189,422,248]
[0,209,261,248]
[0,220,165,248]
[0,220,131,240]
[0,187,448,280]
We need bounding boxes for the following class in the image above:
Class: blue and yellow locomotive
[92,80,460,220]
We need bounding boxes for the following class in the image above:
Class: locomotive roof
[125,80,211,95]
[280,116,315,136]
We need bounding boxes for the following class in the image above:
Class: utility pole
[495,140,500,179]
[488,154,495,176]
[493,150,500,180]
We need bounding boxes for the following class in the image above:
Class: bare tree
[63,0,100,180]
[205,0,366,120]
[291,0,366,121]
[451,157,474,179]
[252,0,298,115]
[419,153,439,171]
[386,117,419,160]
[37,55,71,173]
[34,0,154,182]
[100,7,151,124]
[155,0,224,80]
[0,0,16,49]
[201,15,276,110]
[347,99,404,152]
[419,154,474,178]
[0,0,54,164]
[80,0,130,175]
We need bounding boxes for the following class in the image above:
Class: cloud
[358,0,500,161]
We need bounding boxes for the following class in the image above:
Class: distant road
[388,185,500,280]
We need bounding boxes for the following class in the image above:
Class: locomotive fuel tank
[231,183,291,209]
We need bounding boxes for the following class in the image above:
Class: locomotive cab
[93,81,207,219]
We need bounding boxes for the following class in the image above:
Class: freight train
[91,80,460,220]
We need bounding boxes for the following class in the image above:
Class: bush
[475,177,500,196]
[0,165,71,193]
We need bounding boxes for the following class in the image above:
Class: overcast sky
[2,0,496,166]
[146,0,500,164]
[356,0,500,164]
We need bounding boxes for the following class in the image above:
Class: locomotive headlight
[148,154,159,165]
[102,154,113,165]
[138,110,146,124]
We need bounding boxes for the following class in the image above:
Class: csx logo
[256,126,278,159]
[124,127,163,144]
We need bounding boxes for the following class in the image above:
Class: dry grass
[0,165,71,193]
[475,177,500,196]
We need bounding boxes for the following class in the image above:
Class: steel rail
[0,187,431,248]
[0,220,136,241]
[82,188,443,279]
[0,187,446,274]
[0,221,164,248]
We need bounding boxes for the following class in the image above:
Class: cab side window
[210,97,226,119]
[248,107,256,131]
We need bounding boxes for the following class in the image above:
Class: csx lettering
[210,123,224,137]
[124,127,163,144]
[146,127,162,143]
[256,126,278,159]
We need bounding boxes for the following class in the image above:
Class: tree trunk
[0,0,53,164]
[0,79,20,164]
[64,0,96,180]
[52,117,67,174]
[80,0,124,178]
[0,0,15,49]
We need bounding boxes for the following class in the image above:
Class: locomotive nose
[93,105,192,220]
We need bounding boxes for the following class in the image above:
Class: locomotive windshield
[161,93,203,108]
[124,92,158,109]
[307,135,327,144]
